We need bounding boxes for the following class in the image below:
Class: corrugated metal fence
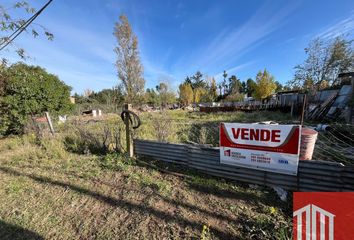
[134,139,354,192]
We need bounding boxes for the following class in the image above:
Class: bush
[0,63,73,136]
[63,122,124,155]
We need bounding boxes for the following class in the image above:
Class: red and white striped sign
[220,123,301,175]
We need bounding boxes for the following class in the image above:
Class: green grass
[135,110,294,145]
[0,110,293,239]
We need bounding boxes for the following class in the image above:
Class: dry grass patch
[0,124,292,239]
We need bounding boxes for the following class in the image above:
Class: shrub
[0,63,73,136]
[63,122,124,155]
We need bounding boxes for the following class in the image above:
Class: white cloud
[316,12,354,39]
[176,1,300,72]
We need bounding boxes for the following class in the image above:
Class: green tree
[254,69,276,100]
[290,37,354,89]
[209,77,218,101]
[114,15,145,104]
[274,81,283,92]
[241,81,246,93]
[0,63,72,135]
[222,70,227,95]
[178,83,193,106]
[218,83,222,96]
[246,78,257,97]
[91,86,124,105]
[187,71,206,90]
[145,88,159,106]
[228,75,242,94]
[183,71,208,103]
[156,82,176,107]
[194,87,207,103]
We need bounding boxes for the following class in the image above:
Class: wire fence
[53,109,354,165]
[312,124,354,164]
[133,112,354,165]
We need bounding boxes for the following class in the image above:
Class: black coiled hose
[120,110,141,129]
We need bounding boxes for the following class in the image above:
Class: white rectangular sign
[220,123,301,175]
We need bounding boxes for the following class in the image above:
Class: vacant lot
[136,110,294,145]
[0,110,293,239]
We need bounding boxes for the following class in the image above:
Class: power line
[0,0,53,51]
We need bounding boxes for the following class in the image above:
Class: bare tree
[114,15,145,104]
[289,37,354,89]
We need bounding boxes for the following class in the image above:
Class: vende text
[231,128,281,142]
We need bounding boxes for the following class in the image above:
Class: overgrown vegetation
[0,112,292,239]
[136,110,293,145]
[0,63,73,136]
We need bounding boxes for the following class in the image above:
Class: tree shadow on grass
[0,166,236,239]
[135,157,290,210]
[0,220,44,240]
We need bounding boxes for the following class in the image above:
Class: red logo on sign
[224,149,231,156]
[293,192,354,240]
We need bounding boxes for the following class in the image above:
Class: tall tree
[90,86,124,105]
[114,15,145,104]
[145,88,159,106]
[190,71,206,89]
[289,37,354,89]
[218,83,222,96]
[194,87,207,103]
[156,82,176,107]
[198,76,217,102]
[222,70,228,95]
[209,77,218,101]
[274,81,283,92]
[228,75,242,94]
[178,83,193,106]
[246,78,257,97]
[254,69,276,100]
[241,81,246,93]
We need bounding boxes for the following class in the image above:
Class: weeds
[136,110,293,146]
[188,174,229,190]
[0,110,293,239]
[200,224,211,240]
[63,122,124,155]
[5,177,27,195]
[101,153,134,171]
[128,171,172,196]
[152,112,172,142]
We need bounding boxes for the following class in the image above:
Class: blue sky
[2,0,354,94]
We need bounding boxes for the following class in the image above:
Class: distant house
[69,96,75,104]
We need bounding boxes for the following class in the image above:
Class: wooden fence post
[348,78,354,124]
[300,94,307,126]
[45,111,55,136]
[123,104,133,157]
